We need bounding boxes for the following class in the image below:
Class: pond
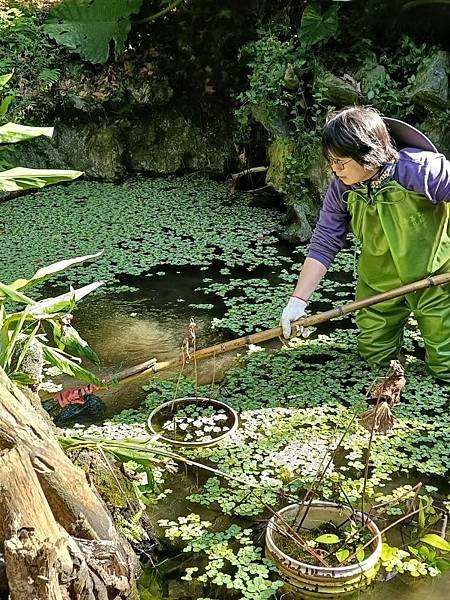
[3,176,449,600]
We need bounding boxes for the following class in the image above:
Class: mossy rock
[124,111,235,175]
[419,115,450,156]
[9,121,126,182]
[313,69,360,107]
[266,137,295,191]
[409,51,450,113]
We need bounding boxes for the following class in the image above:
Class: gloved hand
[281,296,307,339]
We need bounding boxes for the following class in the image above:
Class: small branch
[230,166,268,181]
[134,0,185,25]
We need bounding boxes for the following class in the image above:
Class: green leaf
[42,345,102,386]
[52,322,100,365]
[44,0,143,64]
[28,281,104,316]
[9,371,35,385]
[13,323,40,372]
[0,73,13,90]
[0,282,34,304]
[355,547,365,562]
[0,122,54,144]
[420,534,450,552]
[435,558,450,572]
[0,96,14,119]
[9,251,103,292]
[335,549,350,562]
[298,4,338,48]
[0,311,26,370]
[315,533,340,544]
[0,167,83,193]
[381,543,396,561]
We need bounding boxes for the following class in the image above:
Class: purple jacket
[307,148,450,269]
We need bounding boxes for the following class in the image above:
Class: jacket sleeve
[397,150,450,202]
[307,177,349,269]
[424,153,450,202]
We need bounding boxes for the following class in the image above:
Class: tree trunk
[0,367,139,599]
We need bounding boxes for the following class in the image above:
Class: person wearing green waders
[281,105,450,382]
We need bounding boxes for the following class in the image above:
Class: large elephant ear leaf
[298,4,339,48]
[43,0,144,64]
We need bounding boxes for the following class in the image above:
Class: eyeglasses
[327,157,353,170]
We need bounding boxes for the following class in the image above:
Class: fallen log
[0,366,139,600]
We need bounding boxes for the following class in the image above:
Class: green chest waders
[346,180,450,381]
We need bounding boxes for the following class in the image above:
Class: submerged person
[281,105,450,381]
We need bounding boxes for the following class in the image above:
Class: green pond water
[3,176,449,600]
[72,283,450,600]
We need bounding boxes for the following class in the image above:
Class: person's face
[328,155,378,185]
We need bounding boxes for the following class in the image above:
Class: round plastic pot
[265,501,382,597]
[147,396,238,448]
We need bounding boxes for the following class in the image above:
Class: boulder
[9,121,126,181]
[313,69,360,106]
[356,54,389,100]
[124,111,234,175]
[409,51,450,112]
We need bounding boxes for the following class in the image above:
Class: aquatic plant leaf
[0,122,53,144]
[9,251,103,292]
[44,0,143,64]
[42,345,102,386]
[315,533,340,544]
[420,534,450,552]
[0,167,83,192]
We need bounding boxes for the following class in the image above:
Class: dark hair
[322,106,398,168]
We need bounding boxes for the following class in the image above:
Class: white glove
[281,297,307,339]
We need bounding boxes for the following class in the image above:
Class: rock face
[409,51,450,112]
[10,113,235,181]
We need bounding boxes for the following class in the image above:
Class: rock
[266,137,295,191]
[124,111,234,175]
[166,579,204,599]
[252,103,289,137]
[409,51,450,112]
[8,111,235,181]
[284,203,312,243]
[313,69,360,106]
[419,115,450,156]
[9,121,126,181]
[356,54,389,99]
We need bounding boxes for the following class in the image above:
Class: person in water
[281,105,450,381]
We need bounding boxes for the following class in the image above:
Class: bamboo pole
[106,272,450,386]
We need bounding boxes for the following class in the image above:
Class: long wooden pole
[106,272,450,386]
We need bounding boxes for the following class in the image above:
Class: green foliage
[159,514,283,600]
[0,8,61,123]
[44,0,142,63]
[298,3,339,48]
[0,253,103,386]
[44,0,143,64]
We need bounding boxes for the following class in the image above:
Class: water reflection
[72,292,242,416]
